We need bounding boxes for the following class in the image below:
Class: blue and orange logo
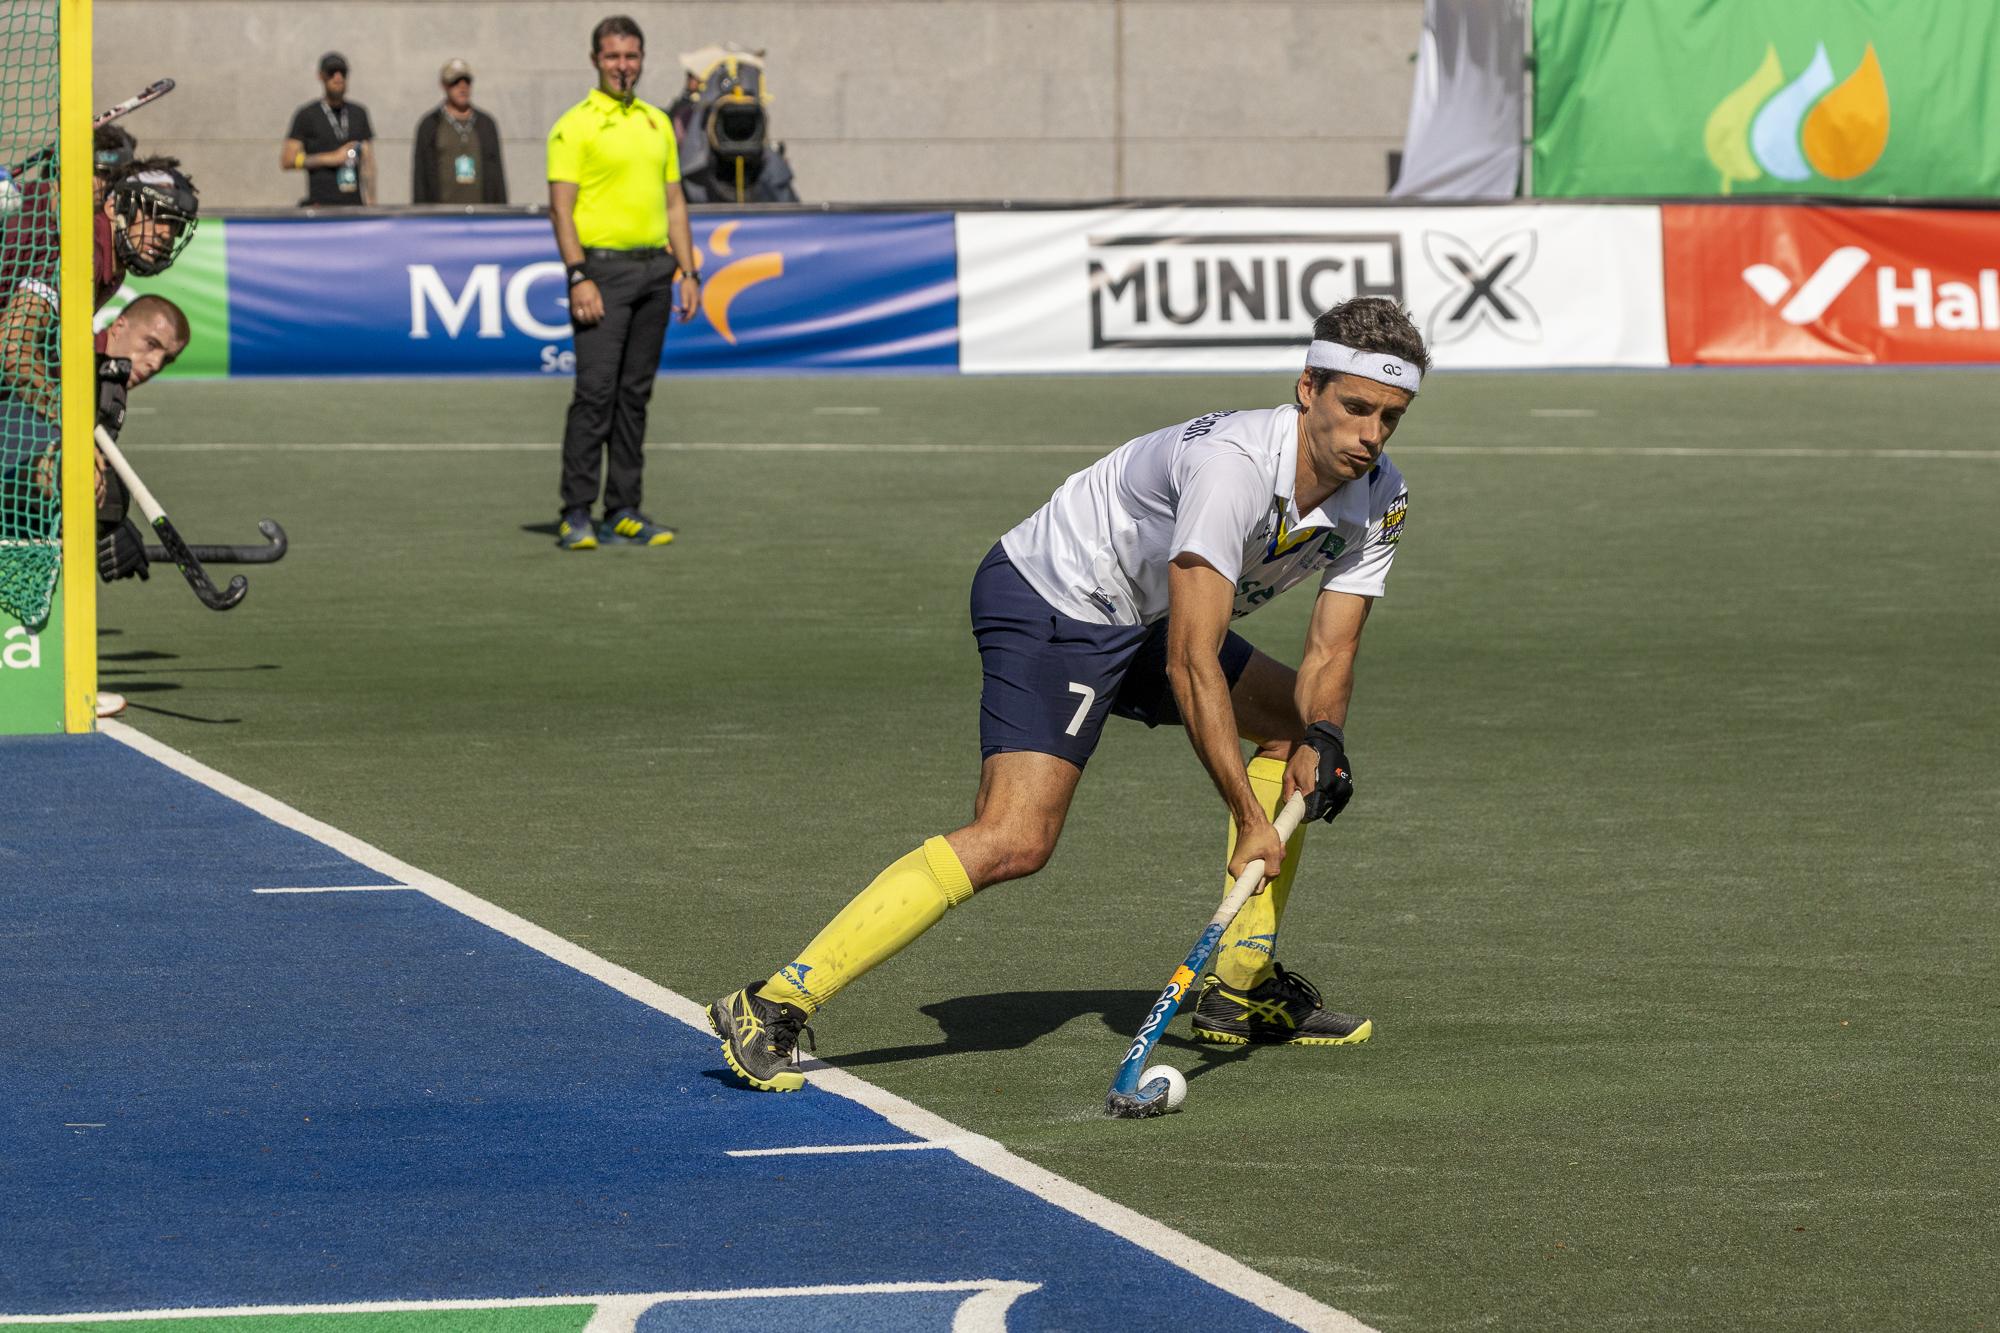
[691,220,784,343]
[1704,42,1890,193]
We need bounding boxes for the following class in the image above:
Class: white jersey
[999,405,1407,626]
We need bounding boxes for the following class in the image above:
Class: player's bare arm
[666,180,699,320]
[1285,589,1372,807]
[547,181,601,325]
[0,290,55,419]
[281,135,352,173]
[1165,553,1285,883]
[359,140,377,205]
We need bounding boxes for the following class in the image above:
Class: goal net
[0,0,62,631]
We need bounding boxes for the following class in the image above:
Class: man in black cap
[280,52,376,206]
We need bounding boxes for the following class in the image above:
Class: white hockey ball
[1139,1063,1187,1111]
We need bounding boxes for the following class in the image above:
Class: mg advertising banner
[1663,204,2000,365]
[956,206,1666,373]
[224,213,958,376]
[1533,2,2000,198]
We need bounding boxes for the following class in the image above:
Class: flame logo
[1704,42,1889,193]
[693,220,784,344]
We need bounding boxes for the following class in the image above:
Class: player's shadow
[121,699,243,725]
[827,989,1252,1075]
[94,647,267,724]
[520,521,559,539]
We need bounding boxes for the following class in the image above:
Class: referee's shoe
[1191,964,1372,1045]
[557,508,598,551]
[598,507,676,547]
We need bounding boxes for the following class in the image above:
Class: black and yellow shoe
[1190,963,1372,1046]
[556,508,598,551]
[708,984,814,1091]
[598,508,676,546]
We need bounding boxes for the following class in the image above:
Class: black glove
[97,354,131,438]
[1301,721,1353,823]
[97,517,149,583]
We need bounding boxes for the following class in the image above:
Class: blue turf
[0,736,1308,1329]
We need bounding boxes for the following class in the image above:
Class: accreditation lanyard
[322,102,358,192]
[319,101,349,142]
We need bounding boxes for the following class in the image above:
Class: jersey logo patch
[1379,492,1409,546]
[1265,515,1323,561]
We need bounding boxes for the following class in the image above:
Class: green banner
[0,594,63,733]
[1532,2,2000,198]
[95,218,229,378]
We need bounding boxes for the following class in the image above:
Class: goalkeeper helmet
[110,163,199,276]
[94,125,137,180]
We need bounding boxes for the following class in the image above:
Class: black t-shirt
[287,99,374,206]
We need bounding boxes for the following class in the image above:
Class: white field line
[724,1140,963,1158]
[0,1280,1043,1333]
[94,719,1375,1333]
[252,885,416,895]
[136,440,1101,454]
[128,438,2000,460]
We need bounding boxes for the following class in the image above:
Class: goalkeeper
[710,297,1428,1091]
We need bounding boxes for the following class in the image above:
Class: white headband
[1305,340,1422,393]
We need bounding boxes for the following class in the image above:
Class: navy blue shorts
[972,543,1256,768]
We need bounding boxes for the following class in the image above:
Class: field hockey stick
[8,78,175,180]
[144,518,287,566]
[95,425,247,610]
[1106,790,1308,1119]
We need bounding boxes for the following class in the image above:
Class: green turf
[97,370,1999,1332]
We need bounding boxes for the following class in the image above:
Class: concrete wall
[97,0,1424,209]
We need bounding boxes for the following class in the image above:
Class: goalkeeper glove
[97,518,149,583]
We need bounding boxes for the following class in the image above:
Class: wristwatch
[566,264,589,287]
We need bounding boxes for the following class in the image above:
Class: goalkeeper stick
[95,425,246,610]
[9,79,175,180]
[144,518,287,566]
[1105,791,1307,1118]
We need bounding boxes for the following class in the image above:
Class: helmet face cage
[112,170,199,277]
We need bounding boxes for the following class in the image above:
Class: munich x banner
[957,206,1667,373]
[1663,204,2000,365]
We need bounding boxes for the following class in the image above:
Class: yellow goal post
[0,0,94,733]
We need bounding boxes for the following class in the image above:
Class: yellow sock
[756,836,973,1014]
[1213,755,1307,991]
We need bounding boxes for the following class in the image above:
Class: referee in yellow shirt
[546,15,701,550]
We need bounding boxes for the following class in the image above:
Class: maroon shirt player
[0,159,196,505]
[0,158,196,420]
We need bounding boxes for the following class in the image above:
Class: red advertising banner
[1664,204,2000,365]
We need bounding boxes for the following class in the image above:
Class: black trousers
[560,250,676,516]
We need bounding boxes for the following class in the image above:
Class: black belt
[582,246,667,261]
